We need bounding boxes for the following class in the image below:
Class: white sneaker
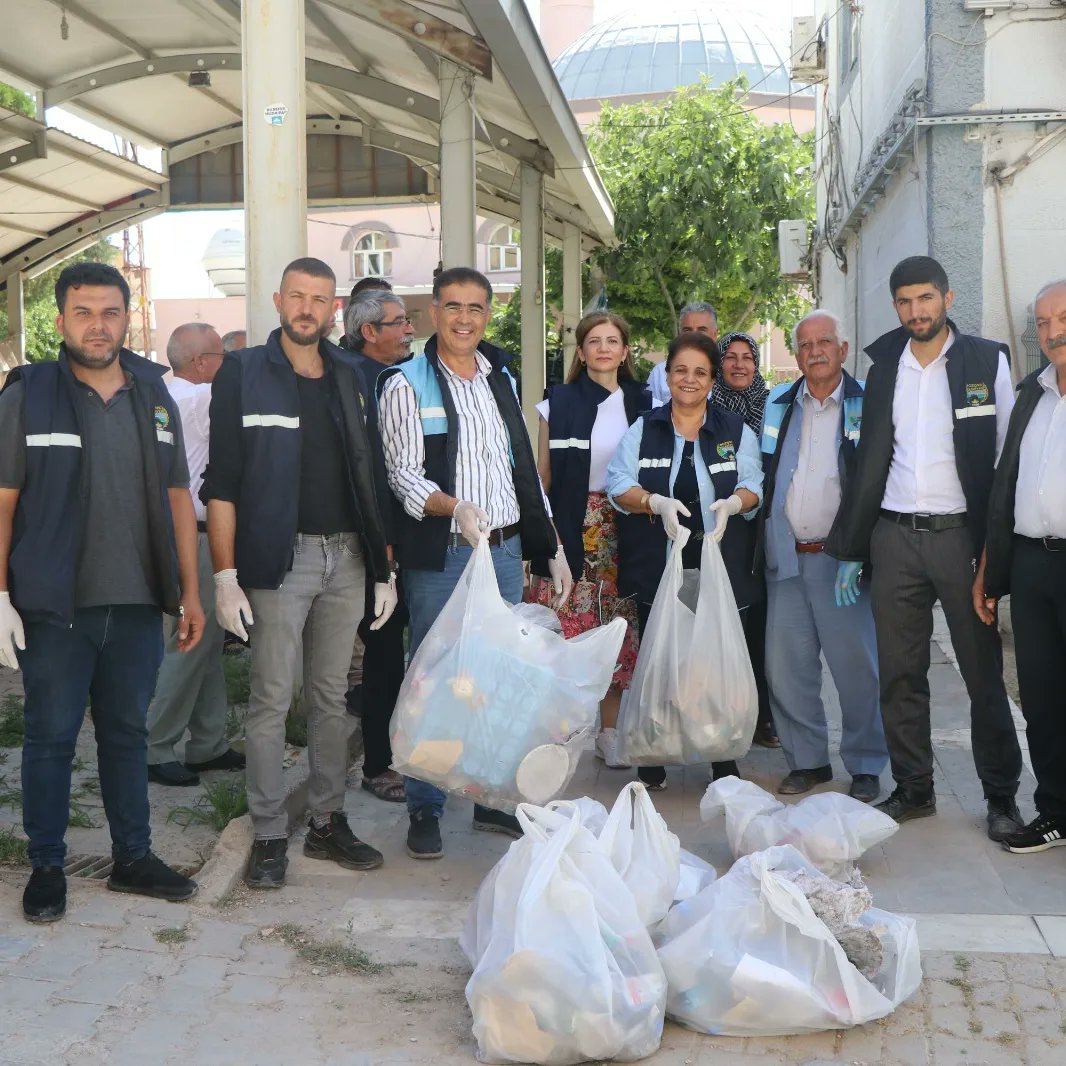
[595,728,630,769]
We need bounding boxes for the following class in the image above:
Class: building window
[352,230,393,279]
[839,3,860,78]
[487,225,520,272]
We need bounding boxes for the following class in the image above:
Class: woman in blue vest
[607,331,764,789]
[529,312,648,768]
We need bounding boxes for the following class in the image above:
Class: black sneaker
[849,774,881,804]
[304,813,383,871]
[777,765,832,795]
[986,796,1024,843]
[245,838,288,889]
[23,867,66,924]
[1002,813,1066,854]
[186,748,246,772]
[875,786,936,824]
[108,852,198,901]
[148,761,200,786]
[472,804,523,839]
[406,807,443,860]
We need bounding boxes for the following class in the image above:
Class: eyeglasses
[376,316,412,328]
[438,302,488,317]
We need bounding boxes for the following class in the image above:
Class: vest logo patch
[153,405,170,430]
[965,382,989,406]
[716,440,736,462]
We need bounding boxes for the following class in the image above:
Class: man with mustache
[201,257,398,889]
[758,310,886,802]
[827,256,1023,839]
[977,278,1066,854]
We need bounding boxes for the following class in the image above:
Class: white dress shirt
[1014,362,1066,538]
[785,378,844,542]
[166,376,211,523]
[881,332,1014,514]
[380,351,549,531]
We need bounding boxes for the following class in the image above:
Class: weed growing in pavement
[0,780,22,810]
[274,922,385,976]
[954,954,972,972]
[0,827,29,865]
[169,776,249,831]
[223,651,252,706]
[71,755,87,773]
[154,926,190,945]
[67,798,97,829]
[0,696,25,747]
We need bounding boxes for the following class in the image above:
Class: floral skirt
[528,491,640,689]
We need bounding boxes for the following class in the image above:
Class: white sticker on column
[264,103,288,126]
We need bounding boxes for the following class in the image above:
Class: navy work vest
[615,403,759,609]
[5,349,181,625]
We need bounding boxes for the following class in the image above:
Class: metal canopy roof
[0,0,615,282]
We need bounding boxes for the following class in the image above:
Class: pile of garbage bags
[462,782,921,1064]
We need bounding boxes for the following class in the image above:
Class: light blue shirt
[606,417,764,534]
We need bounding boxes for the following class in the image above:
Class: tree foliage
[0,81,35,118]
[586,77,814,349]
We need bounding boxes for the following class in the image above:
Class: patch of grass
[223,652,251,705]
[71,755,87,773]
[153,926,190,945]
[0,827,30,865]
[168,776,248,831]
[968,1019,983,1035]
[1059,1019,1066,1035]
[77,777,100,793]
[67,798,97,829]
[994,1031,1018,1046]
[954,954,971,972]
[0,782,22,810]
[0,695,25,747]
[274,922,384,976]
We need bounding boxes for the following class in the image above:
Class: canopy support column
[520,163,546,435]
[561,222,582,378]
[438,59,477,269]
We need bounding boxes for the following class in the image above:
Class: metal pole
[519,163,546,436]
[561,222,582,378]
[7,272,26,364]
[438,59,477,268]
[241,0,308,344]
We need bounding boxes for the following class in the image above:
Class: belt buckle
[1044,536,1065,552]
[911,512,934,533]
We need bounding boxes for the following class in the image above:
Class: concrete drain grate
[63,855,201,880]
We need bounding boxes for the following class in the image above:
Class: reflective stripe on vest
[638,457,671,468]
[155,430,174,445]
[25,432,82,448]
[707,461,737,475]
[242,413,300,429]
[550,437,590,450]
[954,405,996,420]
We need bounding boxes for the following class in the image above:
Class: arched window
[352,230,393,279]
[487,224,520,272]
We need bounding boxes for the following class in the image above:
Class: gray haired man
[648,301,719,405]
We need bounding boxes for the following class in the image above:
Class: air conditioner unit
[778,219,809,279]
[790,16,827,85]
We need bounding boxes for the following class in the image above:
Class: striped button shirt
[380,351,547,532]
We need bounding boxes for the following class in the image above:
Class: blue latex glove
[835,561,864,607]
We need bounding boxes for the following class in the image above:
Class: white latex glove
[214,569,254,642]
[0,592,26,671]
[709,493,743,543]
[648,493,691,541]
[547,548,574,609]
[368,578,398,631]
[453,500,490,548]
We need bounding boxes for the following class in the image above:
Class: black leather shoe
[472,804,523,839]
[406,807,443,860]
[186,748,246,772]
[148,761,200,786]
[245,838,288,889]
[777,765,833,795]
[875,786,936,823]
[849,774,881,803]
[108,851,198,901]
[986,796,1023,842]
[304,813,383,871]
[23,867,66,923]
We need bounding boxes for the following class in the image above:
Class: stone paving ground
[1,614,1065,1065]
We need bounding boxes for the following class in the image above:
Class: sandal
[360,771,406,803]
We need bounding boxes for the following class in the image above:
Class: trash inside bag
[463,803,667,1064]
[700,777,898,877]
[511,601,564,635]
[617,536,757,766]
[655,844,921,1036]
[391,538,626,811]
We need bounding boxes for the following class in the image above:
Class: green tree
[586,77,814,349]
[0,81,35,118]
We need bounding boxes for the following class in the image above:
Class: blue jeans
[18,606,164,868]
[402,536,524,818]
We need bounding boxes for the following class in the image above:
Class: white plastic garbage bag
[655,845,921,1036]
[598,783,681,928]
[700,777,898,877]
[391,538,627,811]
[674,848,717,903]
[463,803,667,1064]
[616,535,757,765]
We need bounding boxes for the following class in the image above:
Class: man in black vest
[977,278,1066,854]
[827,255,1023,839]
[0,261,203,922]
[201,257,398,890]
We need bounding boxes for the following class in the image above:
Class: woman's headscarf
[711,331,768,433]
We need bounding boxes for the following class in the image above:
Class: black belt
[1017,534,1066,553]
[196,520,208,533]
[880,509,967,533]
[448,522,520,549]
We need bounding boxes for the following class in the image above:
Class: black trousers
[869,517,1021,799]
[354,598,408,780]
[1010,538,1066,821]
[741,595,773,732]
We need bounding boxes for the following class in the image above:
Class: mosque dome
[202,227,245,297]
[552,3,805,101]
